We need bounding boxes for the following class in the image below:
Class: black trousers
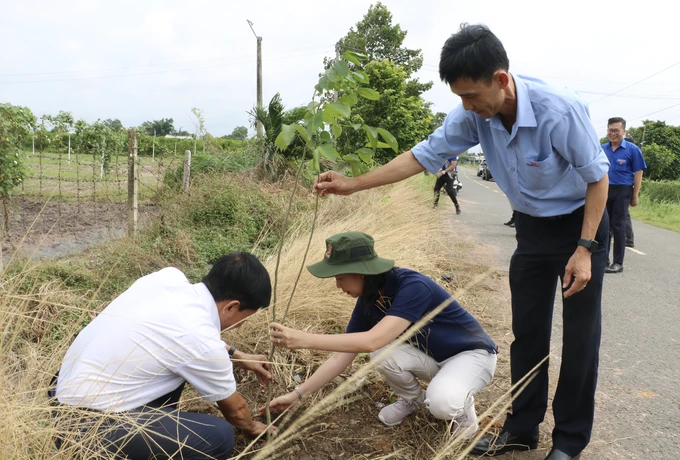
[50,379,234,460]
[625,210,634,245]
[503,206,608,456]
[605,185,633,265]
[433,174,459,207]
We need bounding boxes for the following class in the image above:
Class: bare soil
[1,197,157,262]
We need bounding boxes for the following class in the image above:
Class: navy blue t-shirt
[346,268,497,362]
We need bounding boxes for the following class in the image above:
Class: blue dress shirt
[412,75,609,217]
[601,139,646,186]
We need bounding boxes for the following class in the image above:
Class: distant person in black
[433,156,461,214]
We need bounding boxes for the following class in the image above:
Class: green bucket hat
[307,231,395,278]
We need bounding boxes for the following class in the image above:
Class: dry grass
[0,175,513,459]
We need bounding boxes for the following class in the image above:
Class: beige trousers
[370,343,497,421]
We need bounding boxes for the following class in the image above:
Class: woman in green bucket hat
[263,231,497,437]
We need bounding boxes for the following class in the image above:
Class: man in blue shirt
[602,118,646,273]
[314,23,609,460]
[433,156,461,213]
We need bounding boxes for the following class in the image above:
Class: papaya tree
[0,103,35,269]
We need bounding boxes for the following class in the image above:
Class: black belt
[521,205,584,221]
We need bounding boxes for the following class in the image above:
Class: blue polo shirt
[601,139,646,186]
[345,268,497,363]
[440,156,458,172]
[412,75,610,218]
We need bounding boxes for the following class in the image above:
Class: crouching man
[53,252,274,459]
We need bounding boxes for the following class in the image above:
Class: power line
[595,100,680,130]
[587,60,680,104]
[0,45,334,78]
[575,90,680,100]
[0,49,333,84]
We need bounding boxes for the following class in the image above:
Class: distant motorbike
[449,170,463,192]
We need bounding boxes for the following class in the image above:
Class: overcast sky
[2,0,680,147]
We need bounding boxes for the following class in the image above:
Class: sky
[2,0,680,147]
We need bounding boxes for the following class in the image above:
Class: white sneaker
[378,398,423,426]
[451,403,479,439]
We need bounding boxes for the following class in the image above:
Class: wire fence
[3,133,187,262]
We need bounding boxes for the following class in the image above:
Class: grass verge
[0,173,509,459]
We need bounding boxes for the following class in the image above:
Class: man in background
[602,119,646,273]
[433,156,462,214]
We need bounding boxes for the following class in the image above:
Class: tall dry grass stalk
[0,176,512,459]
[229,177,514,459]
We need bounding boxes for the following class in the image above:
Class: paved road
[452,167,680,459]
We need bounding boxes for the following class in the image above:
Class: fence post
[128,128,139,236]
[183,150,191,195]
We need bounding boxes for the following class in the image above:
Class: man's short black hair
[608,117,626,129]
[439,23,509,85]
[202,252,271,311]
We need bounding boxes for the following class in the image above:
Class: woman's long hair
[360,268,396,307]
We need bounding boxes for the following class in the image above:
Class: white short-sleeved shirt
[56,267,236,412]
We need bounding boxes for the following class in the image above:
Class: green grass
[630,194,680,233]
[17,150,181,202]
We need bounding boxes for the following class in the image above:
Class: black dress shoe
[626,241,635,248]
[605,263,624,273]
[545,447,580,459]
[470,431,538,456]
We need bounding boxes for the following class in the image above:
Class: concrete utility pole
[247,19,264,138]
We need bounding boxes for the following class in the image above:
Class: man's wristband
[228,345,237,357]
[294,387,303,401]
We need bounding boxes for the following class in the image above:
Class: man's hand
[234,352,272,386]
[244,420,277,437]
[436,171,444,178]
[631,195,639,207]
[269,322,306,349]
[563,247,592,298]
[313,171,358,197]
[259,392,300,416]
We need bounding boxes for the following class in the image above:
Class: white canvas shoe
[378,398,423,426]
[451,403,479,439]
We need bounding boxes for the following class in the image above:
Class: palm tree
[248,93,306,179]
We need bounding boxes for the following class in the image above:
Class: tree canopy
[140,118,175,136]
[329,3,435,164]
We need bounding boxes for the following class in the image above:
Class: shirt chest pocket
[518,153,562,193]
[614,159,629,171]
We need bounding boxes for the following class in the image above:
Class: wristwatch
[228,345,237,357]
[577,239,599,252]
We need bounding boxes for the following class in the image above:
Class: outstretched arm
[217,392,273,436]
[269,316,411,353]
[259,352,357,415]
[313,151,425,196]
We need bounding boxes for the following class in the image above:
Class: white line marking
[627,247,646,255]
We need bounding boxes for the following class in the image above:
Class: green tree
[336,60,434,164]
[642,143,678,181]
[327,3,435,163]
[102,118,124,132]
[333,2,433,97]
[248,94,307,178]
[140,118,175,136]
[627,120,680,180]
[0,103,35,249]
[226,126,248,140]
[0,103,34,195]
[430,111,447,133]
